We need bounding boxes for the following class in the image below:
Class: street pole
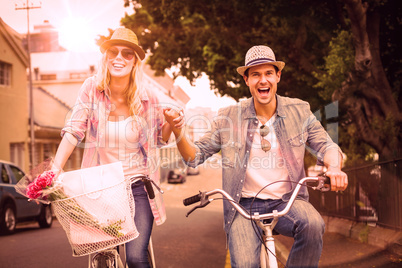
[15,1,41,168]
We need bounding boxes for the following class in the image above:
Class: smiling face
[106,45,136,78]
[244,64,281,115]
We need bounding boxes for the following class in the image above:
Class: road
[152,163,227,268]
[0,220,88,267]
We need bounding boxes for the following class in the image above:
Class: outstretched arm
[52,133,78,172]
[163,108,197,162]
[161,110,185,143]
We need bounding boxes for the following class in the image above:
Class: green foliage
[371,114,400,151]
[340,124,376,167]
[122,0,342,102]
[313,30,354,102]
[359,224,370,244]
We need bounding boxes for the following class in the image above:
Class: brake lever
[148,179,164,194]
[185,198,211,217]
[315,176,331,192]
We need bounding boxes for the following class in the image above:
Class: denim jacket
[61,76,167,225]
[185,95,342,233]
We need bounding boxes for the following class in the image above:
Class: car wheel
[38,205,53,228]
[0,204,17,235]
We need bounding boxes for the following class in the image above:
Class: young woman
[52,27,183,267]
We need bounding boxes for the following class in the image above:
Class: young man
[164,45,348,267]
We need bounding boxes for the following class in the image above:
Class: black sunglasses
[106,47,136,61]
[259,125,271,152]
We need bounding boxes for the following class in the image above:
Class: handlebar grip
[144,180,155,199]
[183,193,202,206]
[322,175,331,185]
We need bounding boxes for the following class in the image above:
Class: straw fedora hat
[237,45,285,76]
[100,27,145,60]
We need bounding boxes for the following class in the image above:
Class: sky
[0,0,236,111]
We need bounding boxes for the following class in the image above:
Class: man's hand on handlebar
[325,170,348,192]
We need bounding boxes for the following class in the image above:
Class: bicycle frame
[184,176,330,268]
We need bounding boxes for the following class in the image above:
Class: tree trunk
[334,0,401,160]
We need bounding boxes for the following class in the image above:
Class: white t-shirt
[98,117,148,179]
[242,115,291,199]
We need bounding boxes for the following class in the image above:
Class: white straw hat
[100,27,145,60]
[237,45,285,76]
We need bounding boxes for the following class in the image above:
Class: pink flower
[26,183,42,199]
[35,176,47,188]
[35,171,55,188]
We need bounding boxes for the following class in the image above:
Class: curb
[270,216,402,266]
[323,216,402,253]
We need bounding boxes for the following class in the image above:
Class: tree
[332,0,401,161]
[122,0,343,105]
[120,0,401,162]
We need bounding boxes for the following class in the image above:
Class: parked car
[167,168,187,184]
[0,160,53,235]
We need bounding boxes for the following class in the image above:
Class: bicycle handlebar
[128,174,164,200]
[183,176,330,219]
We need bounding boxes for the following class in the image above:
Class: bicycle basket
[52,162,139,256]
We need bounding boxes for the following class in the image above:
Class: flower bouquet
[15,160,139,256]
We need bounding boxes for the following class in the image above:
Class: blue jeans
[228,198,324,268]
[125,181,154,268]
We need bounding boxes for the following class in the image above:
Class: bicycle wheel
[91,251,116,268]
[147,249,154,268]
[148,237,155,268]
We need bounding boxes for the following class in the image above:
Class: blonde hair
[95,51,144,116]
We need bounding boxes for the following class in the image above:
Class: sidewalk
[159,163,401,267]
[266,200,402,267]
[276,225,402,267]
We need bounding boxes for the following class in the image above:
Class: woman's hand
[163,108,185,129]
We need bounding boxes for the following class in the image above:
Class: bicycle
[89,173,163,268]
[183,176,331,268]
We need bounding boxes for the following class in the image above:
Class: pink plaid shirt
[61,76,167,225]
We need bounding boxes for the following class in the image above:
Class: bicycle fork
[255,211,280,268]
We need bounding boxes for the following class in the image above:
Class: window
[10,165,25,183]
[1,165,9,184]
[70,72,87,79]
[0,61,11,86]
[43,143,54,160]
[40,74,57,80]
[10,143,25,169]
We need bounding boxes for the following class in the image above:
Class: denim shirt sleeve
[304,109,342,165]
[281,96,343,167]
[184,110,223,167]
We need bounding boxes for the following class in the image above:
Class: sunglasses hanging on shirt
[259,125,271,152]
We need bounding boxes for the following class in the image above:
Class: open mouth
[113,63,125,70]
[258,88,271,96]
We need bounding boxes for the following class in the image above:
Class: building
[22,20,66,53]
[0,18,30,171]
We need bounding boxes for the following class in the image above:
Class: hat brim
[100,39,146,61]
[237,61,285,76]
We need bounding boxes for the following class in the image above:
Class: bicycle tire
[147,249,154,268]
